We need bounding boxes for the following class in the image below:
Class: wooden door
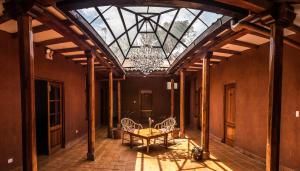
[224,84,236,146]
[48,82,63,154]
[140,90,153,124]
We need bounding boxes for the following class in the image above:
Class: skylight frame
[73,5,224,70]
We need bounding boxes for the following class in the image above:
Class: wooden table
[127,128,168,153]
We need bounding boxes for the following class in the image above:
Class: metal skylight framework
[72,6,223,71]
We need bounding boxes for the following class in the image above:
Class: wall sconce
[167,82,178,90]
[45,48,54,60]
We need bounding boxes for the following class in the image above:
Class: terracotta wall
[0,31,88,170]
[121,77,180,124]
[209,43,300,170]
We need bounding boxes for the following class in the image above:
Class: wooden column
[86,50,95,161]
[108,70,113,138]
[179,70,185,138]
[170,79,175,117]
[266,4,295,171]
[201,51,212,160]
[18,14,38,171]
[117,80,121,127]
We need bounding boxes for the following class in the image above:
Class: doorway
[140,90,152,124]
[223,83,236,146]
[35,79,65,155]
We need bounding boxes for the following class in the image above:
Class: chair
[154,117,177,143]
[121,118,143,144]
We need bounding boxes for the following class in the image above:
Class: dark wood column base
[87,153,95,161]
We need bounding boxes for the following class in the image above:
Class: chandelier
[129,31,164,75]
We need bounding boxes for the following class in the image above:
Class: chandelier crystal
[128,32,164,75]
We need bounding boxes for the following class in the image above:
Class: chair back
[121,118,143,133]
[154,117,176,133]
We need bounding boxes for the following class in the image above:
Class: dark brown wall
[0,31,88,170]
[121,77,180,124]
[209,43,300,170]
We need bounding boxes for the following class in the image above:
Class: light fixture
[128,23,164,75]
[45,48,54,60]
[167,82,178,90]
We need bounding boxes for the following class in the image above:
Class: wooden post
[86,50,95,161]
[117,80,121,127]
[179,70,185,138]
[266,4,295,171]
[201,51,212,160]
[108,70,113,138]
[18,14,38,171]
[170,79,175,117]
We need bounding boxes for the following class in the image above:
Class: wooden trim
[86,50,96,161]
[222,83,236,143]
[170,79,175,117]
[108,70,114,138]
[201,51,212,159]
[18,14,38,171]
[179,70,185,137]
[117,80,121,126]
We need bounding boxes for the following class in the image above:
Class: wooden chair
[154,117,177,143]
[121,118,143,144]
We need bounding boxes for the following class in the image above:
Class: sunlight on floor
[134,138,233,171]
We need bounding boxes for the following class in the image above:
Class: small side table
[112,128,122,139]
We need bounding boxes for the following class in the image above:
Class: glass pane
[117,34,130,55]
[91,17,114,44]
[156,27,167,43]
[199,11,222,27]
[121,9,136,30]
[50,115,56,127]
[128,26,138,44]
[170,8,196,39]
[78,8,99,23]
[122,58,134,67]
[159,10,177,30]
[181,19,207,46]
[98,6,110,13]
[169,42,186,64]
[148,7,173,13]
[55,101,60,113]
[149,21,156,31]
[125,6,148,13]
[187,8,200,16]
[133,33,160,46]
[102,6,125,38]
[163,35,177,56]
[140,21,153,32]
[138,21,144,30]
[138,16,143,22]
[110,42,124,63]
[162,59,170,67]
[151,16,158,23]
[142,14,153,18]
[133,33,142,46]
[50,102,55,114]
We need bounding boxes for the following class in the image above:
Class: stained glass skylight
[73,6,224,71]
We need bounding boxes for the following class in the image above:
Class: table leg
[147,139,150,153]
[130,135,133,149]
[165,134,168,149]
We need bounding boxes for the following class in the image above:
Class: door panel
[224,84,236,146]
[48,82,63,154]
[140,90,153,124]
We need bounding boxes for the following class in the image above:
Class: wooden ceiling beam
[214,48,241,55]
[57,0,248,17]
[64,55,85,59]
[30,5,112,70]
[55,47,82,53]
[33,24,50,33]
[215,0,271,13]
[0,14,11,24]
[231,39,259,49]
[37,37,70,46]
